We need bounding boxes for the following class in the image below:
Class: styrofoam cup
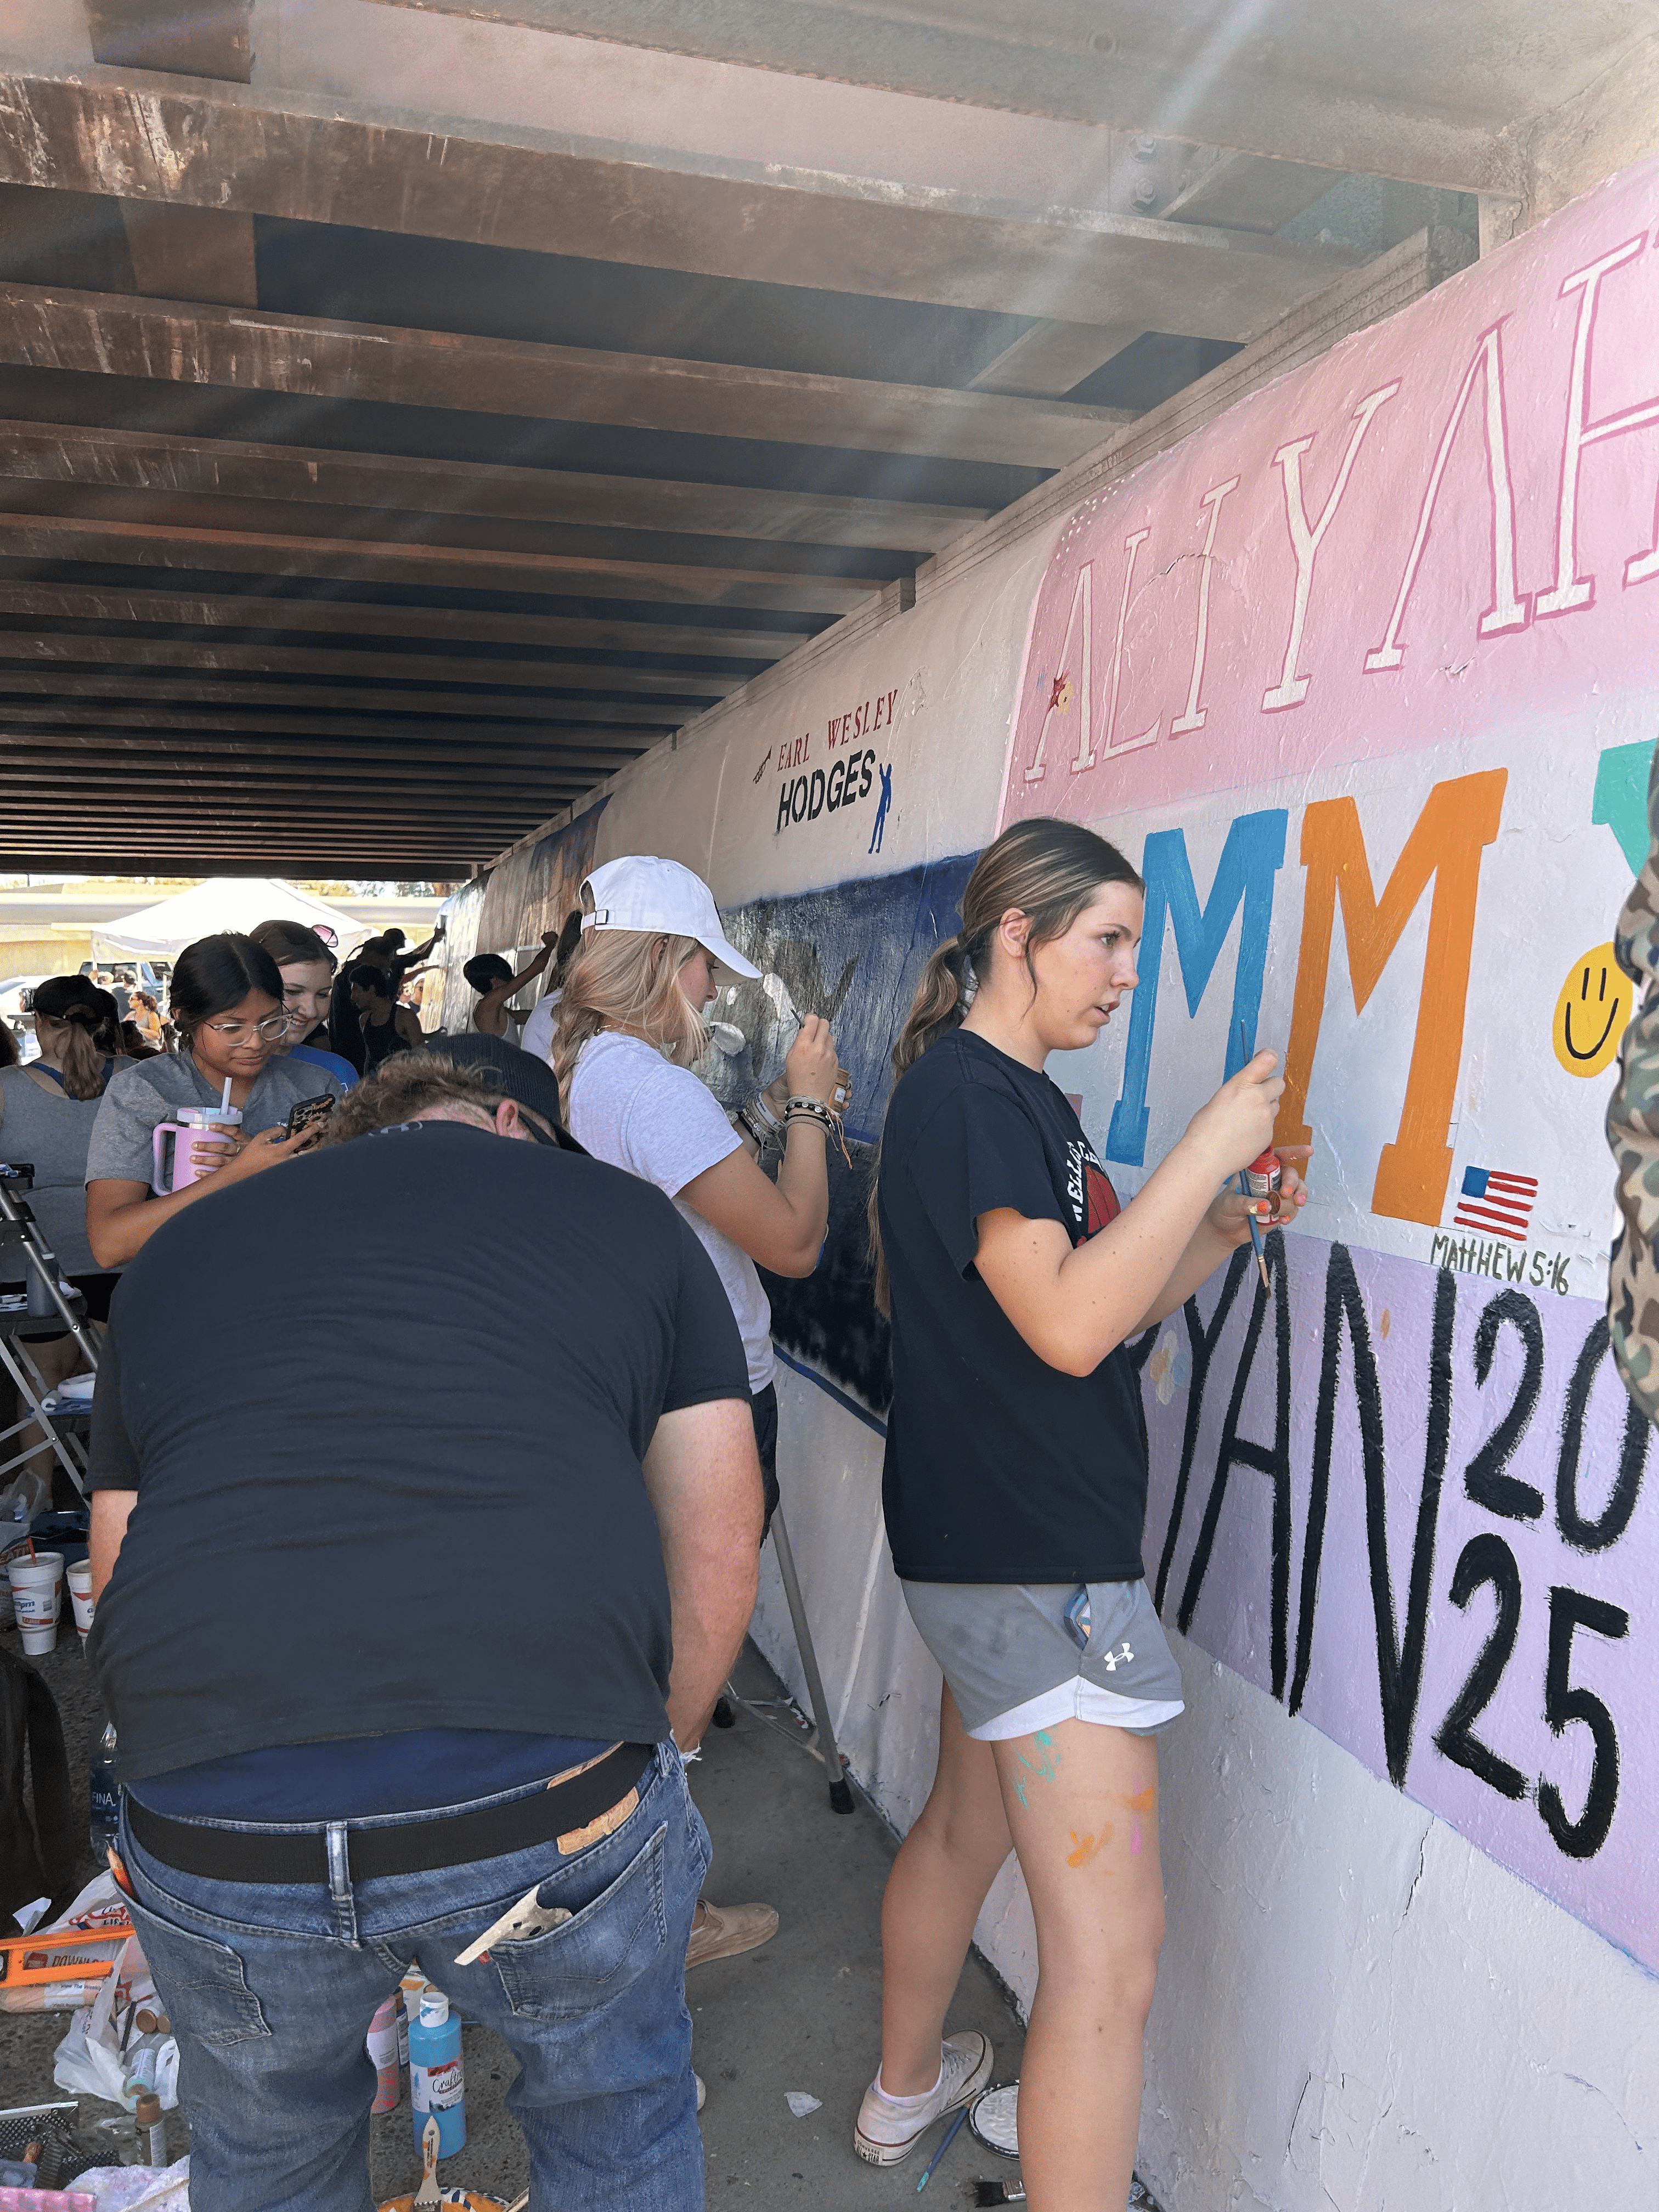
[8,1550,63,1655]
[67,1559,94,1640]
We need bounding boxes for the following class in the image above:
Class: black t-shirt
[327,969,366,1074]
[877,1029,1148,1584]
[87,1121,748,1782]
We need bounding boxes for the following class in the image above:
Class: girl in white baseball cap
[553,855,847,1971]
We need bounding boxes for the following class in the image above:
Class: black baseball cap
[437,1034,585,1153]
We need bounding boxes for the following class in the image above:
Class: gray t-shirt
[0,1062,133,1278]
[86,1053,346,1190]
[568,1031,774,1393]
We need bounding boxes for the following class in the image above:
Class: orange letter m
[1278,770,1506,1224]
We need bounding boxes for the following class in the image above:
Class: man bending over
[87,1054,762,2212]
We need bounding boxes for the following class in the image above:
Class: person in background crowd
[110,970,136,1023]
[0,1020,16,1071]
[250,919,358,1090]
[119,1020,159,1062]
[128,991,164,1051]
[520,909,585,1064]
[325,927,442,1071]
[346,961,425,1069]
[465,934,559,1037]
[86,934,343,1267]
[857,818,1307,2207]
[87,1049,760,2211]
[0,978,132,1433]
[556,854,845,1974]
[379,923,443,990]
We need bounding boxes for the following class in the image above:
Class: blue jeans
[119,1743,710,2212]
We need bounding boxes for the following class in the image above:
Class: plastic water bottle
[89,1721,120,1863]
[408,1987,465,2155]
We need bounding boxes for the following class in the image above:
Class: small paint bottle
[133,2091,166,2169]
[367,1995,401,2114]
[409,1986,466,2156]
[1243,1148,1282,1205]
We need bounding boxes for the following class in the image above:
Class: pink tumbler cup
[151,1105,242,1194]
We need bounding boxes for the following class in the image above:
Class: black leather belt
[127,1742,657,1884]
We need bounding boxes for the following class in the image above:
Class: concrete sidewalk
[3,1630,1025,2207]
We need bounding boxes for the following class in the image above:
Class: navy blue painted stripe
[771,1342,889,1440]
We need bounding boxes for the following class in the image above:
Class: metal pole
[1,1187,100,1374]
[768,1503,855,1814]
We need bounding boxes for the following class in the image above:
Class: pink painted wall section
[998,160,1659,825]
[996,158,1659,1980]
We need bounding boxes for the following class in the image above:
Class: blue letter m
[1106,810,1288,1164]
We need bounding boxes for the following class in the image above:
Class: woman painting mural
[856,817,1308,2209]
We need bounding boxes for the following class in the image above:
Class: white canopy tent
[93,878,367,961]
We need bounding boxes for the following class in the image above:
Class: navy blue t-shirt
[877,1029,1148,1584]
[88,1121,748,1792]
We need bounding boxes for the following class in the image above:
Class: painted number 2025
[1434,1300,1641,1860]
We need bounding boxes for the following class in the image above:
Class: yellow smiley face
[1552,941,1632,1078]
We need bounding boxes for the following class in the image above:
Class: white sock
[874,2060,944,2107]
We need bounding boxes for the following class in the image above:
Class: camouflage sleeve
[1607,744,1659,1425]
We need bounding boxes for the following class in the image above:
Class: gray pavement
[4,1628,1024,2207]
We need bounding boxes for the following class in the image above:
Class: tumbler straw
[221,1075,233,1115]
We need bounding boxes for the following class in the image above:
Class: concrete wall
[442,159,1659,2207]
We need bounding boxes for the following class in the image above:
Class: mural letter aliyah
[997,162,1657,1973]
[450,162,1658,1980]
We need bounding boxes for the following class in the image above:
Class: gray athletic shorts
[901,1578,1184,1741]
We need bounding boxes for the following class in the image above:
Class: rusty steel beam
[0,422,986,553]
[0,507,871,614]
[0,633,742,696]
[0,667,711,716]
[0,281,1133,470]
[0,582,805,658]
[0,69,1361,328]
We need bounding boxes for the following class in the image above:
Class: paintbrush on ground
[916,2102,969,2191]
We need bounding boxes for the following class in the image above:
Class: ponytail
[868,816,1142,1316]
[887,932,981,1084]
[27,975,123,1100]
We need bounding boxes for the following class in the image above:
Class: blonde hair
[552,926,707,1095]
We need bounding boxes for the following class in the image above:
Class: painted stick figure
[868,761,893,854]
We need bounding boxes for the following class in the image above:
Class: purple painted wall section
[1144,1236,1651,1971]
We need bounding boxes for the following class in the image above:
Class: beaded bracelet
[785,1093,853,1166]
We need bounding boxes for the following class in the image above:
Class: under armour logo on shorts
[1100,1641,1134,1672]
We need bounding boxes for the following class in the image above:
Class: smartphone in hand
[284,1093,337,1149]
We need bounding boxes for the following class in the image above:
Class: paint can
[967,2081,1019,2157]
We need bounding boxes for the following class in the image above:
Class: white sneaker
[853,2032,994,2167]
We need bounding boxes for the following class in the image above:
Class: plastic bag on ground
[49,1875,179,2111]
[69,2158,190,2209]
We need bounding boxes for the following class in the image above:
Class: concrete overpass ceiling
[0,0,1647,873]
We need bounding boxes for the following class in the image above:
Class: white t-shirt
[569,1031,774,1393]
[521,988,561,1066]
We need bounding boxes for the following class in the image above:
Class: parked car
[0,975,48,1062]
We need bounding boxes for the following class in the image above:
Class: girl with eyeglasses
[86,934,347,1267]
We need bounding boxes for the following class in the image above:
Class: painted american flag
[1452,1165,1538,1242]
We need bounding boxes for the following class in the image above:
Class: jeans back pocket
[121,1887,272,2050]
[490,1819,668,2024]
